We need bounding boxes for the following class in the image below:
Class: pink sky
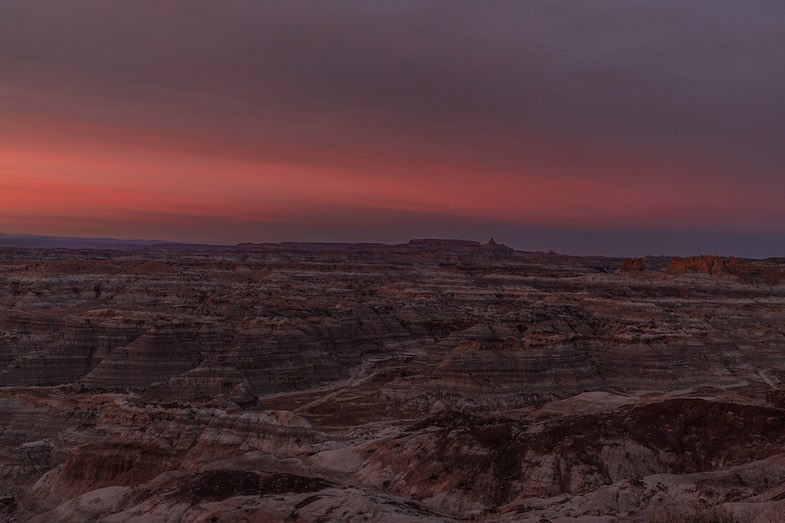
[1,2,784,255]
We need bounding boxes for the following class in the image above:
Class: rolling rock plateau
[2,239,785,522]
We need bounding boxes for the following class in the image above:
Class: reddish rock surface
[666,255,785,285]
[666,255,746,276]
[1,242,785,521]
[620,257,647,271]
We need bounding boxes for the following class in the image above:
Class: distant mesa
[233,238,516,262]
[405,239,482,249]
[0,233,171,250]
[0,233,513,263]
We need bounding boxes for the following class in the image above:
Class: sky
[1,1,784,257]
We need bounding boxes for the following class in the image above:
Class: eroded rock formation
[620,257,647,271]
[1,242,785,521]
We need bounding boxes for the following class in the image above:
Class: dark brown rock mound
[620,257,647,271]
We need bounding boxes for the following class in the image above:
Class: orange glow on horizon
[2,133,780,242]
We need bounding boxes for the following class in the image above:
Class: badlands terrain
[1,239,785,522]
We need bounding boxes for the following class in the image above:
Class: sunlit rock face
[1,242,785,521]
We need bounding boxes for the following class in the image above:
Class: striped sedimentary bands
[1,242,785,520]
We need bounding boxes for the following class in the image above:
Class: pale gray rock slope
[0,242,784,521]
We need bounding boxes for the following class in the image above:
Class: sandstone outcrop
[667,255,785,284]
[666,254,746,276]
[619,257,647,271]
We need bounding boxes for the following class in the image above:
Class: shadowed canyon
[1,240,785,521]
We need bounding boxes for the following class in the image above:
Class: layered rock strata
[0,242,784,521]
